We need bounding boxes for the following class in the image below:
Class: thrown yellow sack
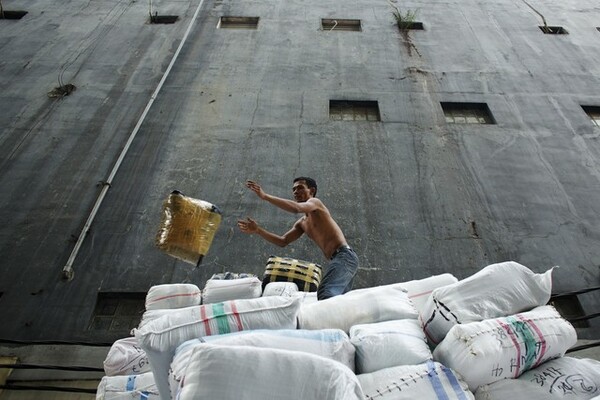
[156,191,221,266]
[263,256,322,292]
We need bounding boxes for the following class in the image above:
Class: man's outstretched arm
[237,217,304,247]
[245,180,319,214]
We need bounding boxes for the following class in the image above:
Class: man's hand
[237,217,259,234]
[245,180,267,200]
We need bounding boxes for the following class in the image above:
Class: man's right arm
[237,217,304,247]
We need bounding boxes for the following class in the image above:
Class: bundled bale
[177,344,364,400]
[145,283,201,311]
[350,319,432,374]
[202,276,262,304]
[357,361,474,400]
[433,305,577,391]
[421,261,553,344]
[133,296,301,400]
[169,329,355,397]
[96,372,159,399]
[103,337,151,376]
[155,190,221,267]
[298,283,418,333]
[262,281,299,297]
[474,357,600,400]
[263,255,322,292]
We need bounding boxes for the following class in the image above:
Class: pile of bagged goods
[96,193,600,399]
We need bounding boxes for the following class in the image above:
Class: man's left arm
[246,180,320,214]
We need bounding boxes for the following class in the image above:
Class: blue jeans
[317,246,359,300]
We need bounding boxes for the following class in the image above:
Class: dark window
[88,292,145,332]
[0,11,28,20]
[539,26,568,34]
[329,100,380,121]
[150,15,179,24]
[582,106,600,127]
[321,19,361,31]
[218,16,259,29]
[441,102,495,124]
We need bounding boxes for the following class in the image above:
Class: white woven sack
[350,319,432,374]
[396,273,458,317]
[298,283,418,333]
[103,337,151,376]
[262,281,299,297]
[201,276,262,304]
[474,357,600,400]
[145,284,201,311]
[177,344,364,400]
[421,261,553,344]
[133,296,301,400]
[433,305,577,391]
[137,307,189,330]
[170,328,355,394]
[358,361,474,400]
[96,372,159,399]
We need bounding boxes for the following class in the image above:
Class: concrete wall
[0,0,599,342]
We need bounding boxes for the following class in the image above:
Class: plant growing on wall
[388,2,421,56]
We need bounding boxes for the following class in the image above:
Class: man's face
[292,180,313,202]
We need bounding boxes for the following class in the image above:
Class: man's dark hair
[293,176,317,196]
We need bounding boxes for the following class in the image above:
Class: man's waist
[330,244,352,259]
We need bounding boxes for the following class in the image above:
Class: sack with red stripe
[432,305,577,391]
[133,296,301,400]
[145,284,201,311]
[263,256,322,292]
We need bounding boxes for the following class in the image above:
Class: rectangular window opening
[400,21,424,30]
[321,19,362,32]
[441,102,495,124]
[150,15,179,24]
[582,106,600,127]
[218,16,259,29]
[88,292,145,332]
[0,11,28,20]
[329,100,380,121]
[549,295,589,328]
[539,25,568,34]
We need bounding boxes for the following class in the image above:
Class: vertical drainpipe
[62,0,209,280]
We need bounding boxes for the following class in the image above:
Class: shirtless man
[237,177,359,300]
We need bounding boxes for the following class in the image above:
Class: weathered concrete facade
[0,0,599,346]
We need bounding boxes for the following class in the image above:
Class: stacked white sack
[177,344,364,400]
[170,329,355,397]
[262,281,299,297]
[358,360,474,400]
[421,261,553,344]
[298,283,418,332]
[103,337,151,376]
[201,276,262,304]
[433,305,577,391]
[396,273,458,317]
[96,372,159,399]
[133,296,301,400]
[474,357,600,400]
[145,284,201,311]
[350,319,432,374]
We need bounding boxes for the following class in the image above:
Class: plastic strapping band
[140,392,149,400]
[440,365,468,400]
[508,316,538,372]
[230,301,243,331]
[426,360,449,400]
[200,305,212,336]
[126,376,136,391]
[212,303,231,335]
[517,314,547,367]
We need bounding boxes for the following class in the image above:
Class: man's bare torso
[296,203,347,260]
